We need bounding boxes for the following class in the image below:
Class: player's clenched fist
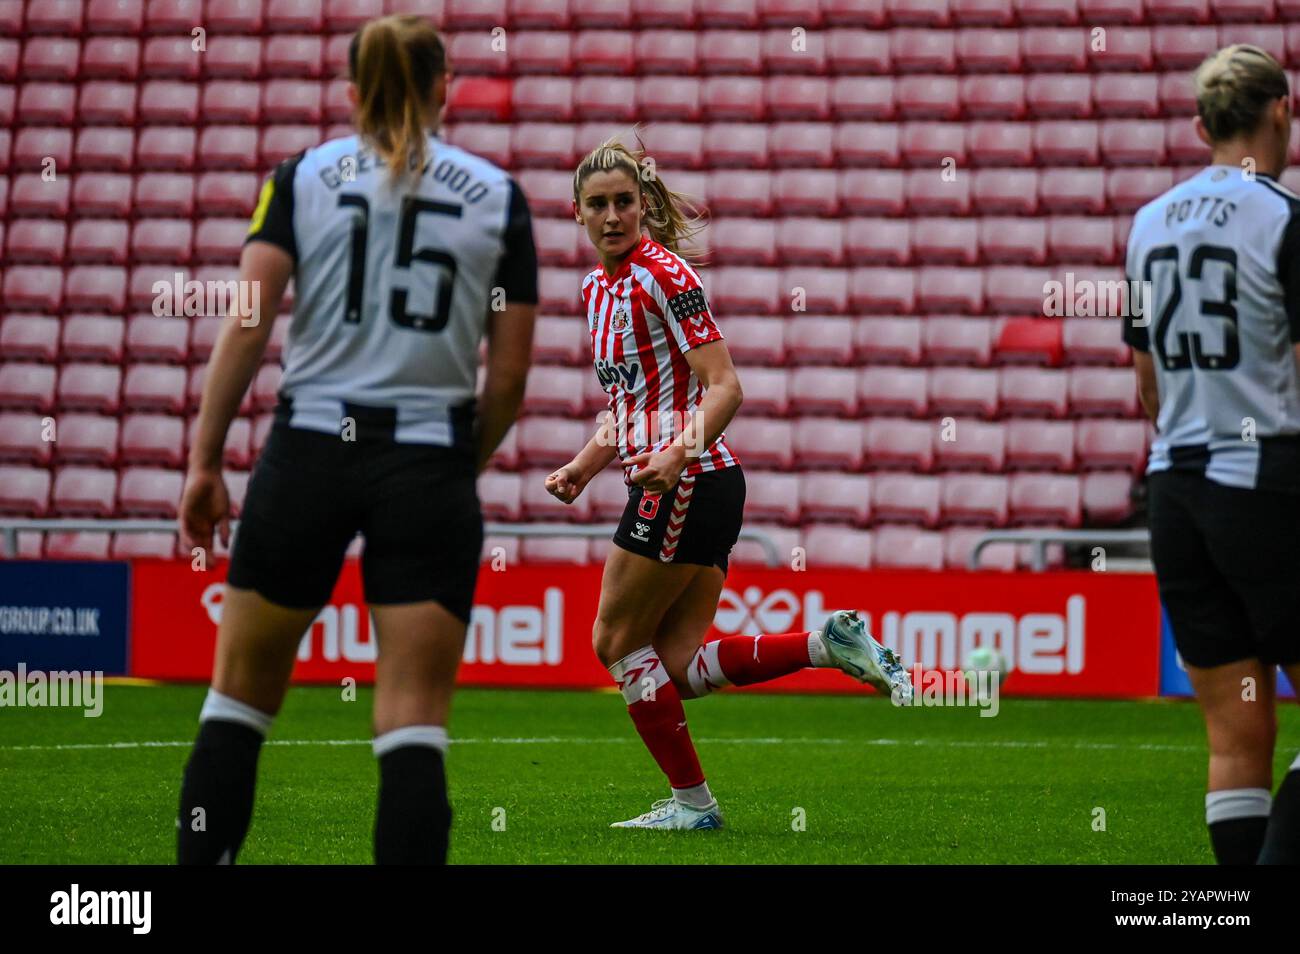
[545,463,588,504]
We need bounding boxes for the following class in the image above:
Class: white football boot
[610,797,725,830]
[818,609,914,704]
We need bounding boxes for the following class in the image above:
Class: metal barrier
[969,528,1151,572]
[0,518,785,568]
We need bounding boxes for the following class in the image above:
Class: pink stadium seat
[1069,367,1140,416]
[524,367,586,417]
[263,35,322,78]
[24,0,83,33]
[136,80,199,124]
[835,122,901,166]
[185,415,251,470]
[1090,28,1153,72]
[873,473,941,526]
[57,364,121,415]
[929,367,1000,418]
[1218,23,1286,65]
[262,125,321,166]
[1039,168,1109,214]
[790,367,859,415]
[69,174,131,217]
[1153,25,1219,68]
[61,316,124,364]
[531,316,588,365]
[142,36,201,80]
[973,169,1040,214]
[967,121,1036,166]
[1034,121,1100,165]
[118,467,184,518]
[800,473,872,525]
[512,0,572,28]
[511,123,576,168]
[711,267,781,314]
[1026,74,1093,119]
[1076,419,1149,471]
[934,417,1007,471]
[207,0,264,31]
[53,415,119,467]
[905,169,972,215]
[1102,119,1167,165]
[70,220,131,266]
[1000,368,1069,417]
[710,220,777,266]
[724,417,795,468]
[1150,0,1208,17]
[1009,473,1082,526]
[203,81,262,124]
[802,526,874,570]
[891,29,956,73]
[956,28,1022,72]
[519,539,591,566]
[63,267,127,313]
[1167,118,1212,163]
[6,220,66,265]
[944,527,1016,572]
[512,77,574,121]
[977,217,1046,265]
[901,122,967,167]
[1007,419,1076,470]
[851,268,917,314]
[951,0,1016,25]
[197,126,261,170]
[727,369,782,417]
[23,38,82,81]
[854,317,923,365]
[0,364,57,413]
[4,267,64,313]
[859,366,929,416]
[1095,73,1162,118]
[520,467,592,521]
[0,413,51,465]
[785,317,855,365]
[131,173,193,218]
[704,77,765,121]
[205,35,264,80]
[11,175,71,218]
[792,417,865,470]
[1047,216,1115,264]
[845,219,911,265]
[896,76,961,120]
[942,473,1010,525]
[268,0,325,31]
[126,316,189,363]
[831,76,895,120]
[916,267,983,313]
[1081,471,1134,523]
[840,171,906,216]
[587,471,630,522]
[516,417,589,469]
[0,316,59,362]
[781,219,846,267]
[44,532,111,560]
[1018,0,1082,23]
[112,532,180,560]
[194,218,249,264]
[913,219,978,266]
[20,83,77,126]
[864,417,934,470]
[80,83,138,125]
[131,219,193,264]
[14,128,74,171]
[1021,28,1088,72]
[52,467,118,518]
[1063,317,1129,365]
[874,526,945,570]
[744,472,803,524]
[0,465,51,517]
[121,414,185,467]
[1078,0,1144,20]
[124,364,188,414]
[923,317,993,366]
[448,125,512,168]
[962,75,1026,119]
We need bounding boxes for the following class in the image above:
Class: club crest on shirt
[611,307,630,332]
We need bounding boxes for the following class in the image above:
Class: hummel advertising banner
[129,560,1162,697]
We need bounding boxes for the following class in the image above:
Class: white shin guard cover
[686,641,731,697]
[199,688,274,736]
[609,646,671,705]
[1205,787,1272,824]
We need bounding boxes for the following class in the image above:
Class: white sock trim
[373,725,449,757]
[686,641,729,697]
[609,646,670,705]
[200,688,273,736]
[672,781,715,810]
[808,631,832,667]
[1205,787,1272,824]
[1291,751,1300,773]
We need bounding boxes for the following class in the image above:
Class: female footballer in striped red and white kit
[544,138,912,830]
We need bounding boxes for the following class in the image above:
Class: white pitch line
[0,737,1203,753]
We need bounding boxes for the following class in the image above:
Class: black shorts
[1148,469,1300,668]
[227,417,483,622]
[613,465,745,573]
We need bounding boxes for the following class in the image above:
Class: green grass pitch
[2,684,1297,864]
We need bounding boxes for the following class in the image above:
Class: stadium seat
[743,472,803,524]
[523,366,587,417]
[520,467,592,521]
[69,174,131,218]
[1007,419,1077,470]
[125,316,189,363]
[516,417,589,469]
[0,316,59,362]
[70,220,131,266]
[972,169,1040,215]
[11,175,71,218]
[933,418,1007,471]
[125,364,188,414]
[50,414,119,467]
[1035,121,1100,165]
[799,473,873,526]
[1095,73,1162,118]
[120,414,186,467]
[944,527,1016,571]
[789,367,859,415]
[1069,367,1140,416]
[112,532,180,560]
[1153,25,1219,68]
[963,74,1026,119]
[731,524,801,567]
[786,317,855,364]
[873,526,945,570]
[942,473,1010,525]
[0,462,52,516]
[1000,368,1069,417]
[1081,471,1134,523]
[929,368,1000,418]
[897,76,961,120]
[81,38,142,81]
[519,538,591,566]
[60,316,123,364]
[19,83,77,126]
[45,532,112,560]
[1102,119,1167,165]
[203,81,262,124]
[0,413,52,465]
[724,417,795,468]
[793,417,866,470]
[268,0,325,31]
[719,317,783,367]
[118,467,184,518]
[6,220,66,265]
[130,174,193,218]
[905,169,972,216]
[1063,317,1130,365]
[802,526,874,569]
[857,366,930,415]
[1039,168,1108,214]
[923,317,993,366]
[1076,419,1149,471]
[448,125,512,168]
[1009,473,1082,526]
[864,416,935,470]
[996,318,1065,366]
[704,77,766,121]
[873,473,942,526]
[1021,28,1088,72]
[587,471,631,522]
[1026,74,1093,119]
[52,467,118,518]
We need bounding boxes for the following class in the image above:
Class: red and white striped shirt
[581,237,741,483]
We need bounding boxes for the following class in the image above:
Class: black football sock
[374,726,451,865]
[1258,755,1300,865]
[1205,788,1271,865]
[177,690,272,865]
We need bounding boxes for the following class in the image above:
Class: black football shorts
[613,465,746,573]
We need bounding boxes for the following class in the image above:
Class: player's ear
[346,82,359,110]
[571,199,581,223]
[1192,115,1213,149]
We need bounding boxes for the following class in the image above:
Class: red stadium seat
[1153,25,1219,68]
[64,267,128,313]
[118,467,184,518]
[44,531,112,560]
[951,0,1016,25]
[874,526,945,570]
[142,36,201,79]
[916,267,983,313]
[831,77,895,120]
[1090,28,1152,72]
[934,417,1006,471]
[518,539,591,566]
[523,367,586,417]
[132,219,194,264]
[205,35,264,79]
[69,220,130,266]
[710,220,776,266]
[859,367,929,416]
[778,220,845,266]
[1095,73,1162,118]
[845,219,911,265]
[52,467,118,518]
[891,29,956,73]
[942,473,1010,525]
[1026,73,1093,119]
[263,35,322,78]
[203,81,262,124]
[921,317,991,369]
[873,473,942,526]
[0,316,60,362]
[136,80,199,124]
[83,38,142,81]
[262,125,321,166]
[447,125,512,168]
[1146,0,1210,18]
[712,267,782,314]
[967,121,1035,167]
[252,364,281,411]
[929,367,1000,418]
[131,173,192,218]
[194,218,249,264]
[1048,216,1116,264]
[800,473,872,526]
[864,416,934,470]
[717,317,782,366]
[1076,419,1149,471]
[512,77,574,121]
[512,0,571,28]
[836,122,901,166]
[979,216,1047,265]
[785,317,855,365]
[1081,471,1134,523]
[196,126,261,170]
[57,364,121,415]
[731,524,802,567]
[999,367,1069,417]
[448,77,512,122]
[1009,473,1082,526]
[1034,121,1100,165]
[995,318,1064,366]
[135,126,195,170]
[724,417,795,468]
[1069,367,1140,416]
[710,123,774,167]
[1167,118,1212,163]
[511,123,576,168]
[855,318,923,365]
[1218,23,1286,65]
[902,122,967,167]
[207,0,264,31]
[850,268,917,313]
[478,471,523,522]
[1007,418,1076,470]
[802,526,874,569]
[744,472,803,524]
[1101,119,1167,165]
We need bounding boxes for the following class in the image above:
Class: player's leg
[1259,662,1300,864]
[178,424,355,865]
[369,600,466,865]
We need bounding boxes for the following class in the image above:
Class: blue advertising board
[0,562,130,674]
[1159,605,1295,699]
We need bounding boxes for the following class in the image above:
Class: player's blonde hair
[1193,44,1290,143]
[573,133,707,261]
[349,15,446,184]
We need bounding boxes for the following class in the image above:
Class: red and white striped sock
[609,647,709,800]
[687,632,831,696]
